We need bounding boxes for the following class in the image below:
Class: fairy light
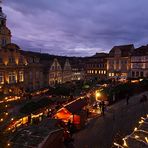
[122,138,128,147]
[113,142,124,148]
[145,137,148,143]
[115,115,148,148]
[134,127,137,131]
[135,135,139,139]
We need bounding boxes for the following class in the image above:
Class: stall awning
[65,98,87,114]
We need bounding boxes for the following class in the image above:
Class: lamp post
[95,91,101,101]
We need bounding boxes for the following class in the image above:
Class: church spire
[0,1,11,47]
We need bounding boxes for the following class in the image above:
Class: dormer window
[115,49,121,56]
[33,58,39,63]
[28,58,33,63]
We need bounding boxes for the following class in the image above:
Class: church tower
[0,5,11,47]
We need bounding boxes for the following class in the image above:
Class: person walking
[126,94,129,105]
[102,101,105,116]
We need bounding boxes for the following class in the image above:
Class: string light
[114,115,148,148]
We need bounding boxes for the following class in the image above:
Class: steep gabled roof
[132,45,148,56]
[4,43,21,51]
[109,44,134,57]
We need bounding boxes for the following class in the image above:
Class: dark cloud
[2,0,148,56]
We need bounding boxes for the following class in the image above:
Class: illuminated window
[95,70,97,74]
[104,71,106,74]
[101,71,104,74]
[8,72,17,84]
[112,73,115,76]
[19,71,24,82]
[0,72,4,84]
[109,73,112,77]
[92,70,94,74]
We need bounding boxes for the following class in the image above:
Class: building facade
[85,53,108,80]
[107,44,134,79]
[0,7,73,94]
[48,58,63,86]
[131,45,148,78]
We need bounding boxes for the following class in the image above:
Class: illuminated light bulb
[11,118,14,121]
[114,142,119,146]
[134,127,137,131]
[139,120,144,124]
[7,143,10,146]
[0,118,3,122]
[5,112,8,115]
[135,135,139,139]
[141,117,145,120]
[123,138,128,147]
[145,137,148,143]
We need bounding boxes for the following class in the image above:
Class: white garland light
[114,114,148,147]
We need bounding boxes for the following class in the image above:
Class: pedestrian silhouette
[126,94,129,105]
[102,101,105,115]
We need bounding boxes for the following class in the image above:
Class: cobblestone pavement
[71,91,148,148]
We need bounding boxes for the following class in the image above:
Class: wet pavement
[71,91,148,148]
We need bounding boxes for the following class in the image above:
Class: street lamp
[95,91,101,101]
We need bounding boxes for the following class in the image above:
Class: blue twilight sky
[2,0,148,56]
